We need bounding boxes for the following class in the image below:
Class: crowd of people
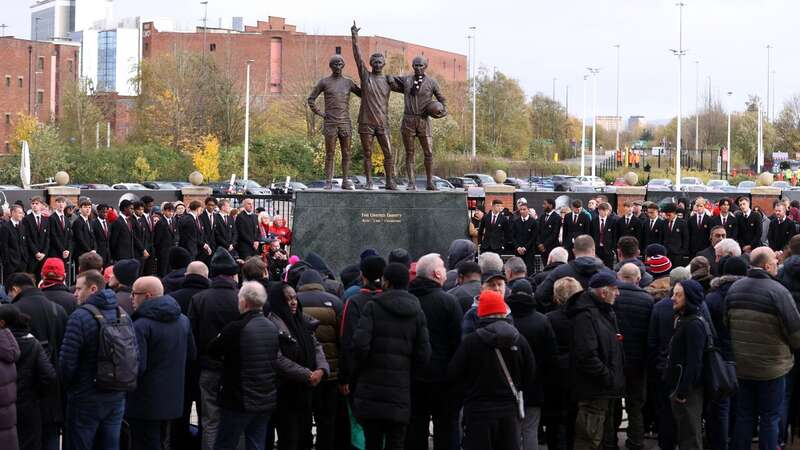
[0,192,798,450]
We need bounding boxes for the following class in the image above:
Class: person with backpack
[60,269,139,450]
[667,280,707,450]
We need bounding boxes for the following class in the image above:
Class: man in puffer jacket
[448,290,535,450]
[208,281,279,450]
[352,263,431,450]
[60,270,131,450]
[125,277,195,450]
[303,252,344,298]
[296,269,344,450]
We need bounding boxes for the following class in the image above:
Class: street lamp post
[614,44,621,152]
[587,67,601,177]
[671,2,687,190]
[766,45,771,122]
[243,60,253,181]
[694,60,699,168]
[727,91,732,176]
[201,1,209,57]
[581,74,588,177]
[470,26,477,160]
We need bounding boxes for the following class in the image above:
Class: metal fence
[215,193,296,228]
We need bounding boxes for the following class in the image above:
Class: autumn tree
[60,78,106,147]
[472,69,530,158]
[192,134,222,182]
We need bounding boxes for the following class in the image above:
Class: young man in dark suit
[153,203,179,277]
[110,199,144,262]
[537,198,562,263]
[179,200,212,262]
[21,196,50,275]
[91,204,112,266]
[214,199,238,257]
[71,198,96,262]
[616,200,643,243]
[48,196,72,264]
[510,198,538,274]
[235,198,260,259]
[768,202,798,254]
[1,204,28,282]
[591,202,618,268]
[662,202,689,268]
[712,197,738,242]
[640,202,666,253]
[562,199,591,256]
[735,196,762,253]
[477,199,510,254]
[199,196,219,252]
[134,201,156,275]
[687,197,714,256]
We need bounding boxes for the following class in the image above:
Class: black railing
[214,193,296,228]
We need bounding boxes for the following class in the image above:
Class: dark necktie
[59,215,64,230]
[722,216,726,226]
[650,220,655,230]
[600,219,605,242]
[491,214,496,225]
[36,215,40,229]
[573,214,578,225]
[670,221,675,232]
[102,220,108,237]
[625,217,630,226]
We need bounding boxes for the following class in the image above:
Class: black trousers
[170,366,201,450]
[655,380,677,450]
[406,381,458,450]
[309,380,338,450]
[269,398,312,450]
[362,420,407,450]
[128,418,166,450]
[462,413,520,450]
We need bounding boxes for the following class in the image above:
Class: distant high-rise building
[596,115,622,132]
[30,0,75,40]
[628,115,646,131]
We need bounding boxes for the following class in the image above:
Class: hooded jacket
[705,275,742,361]
[408,277,463,384]
[11,287,67,363]
[170,274,211,315]
[59,288,129,401]
[644,275,671,301]
[10,327,56,406]
[339,288,380,386]
[667,281,706,399]
[779,255,800,306]
[303,253,344,298]
[0,328,19,450]
[126,295,195,420]
[443,239,477,290]
[613,257,654,288]
[507,291,556,406]
[567,290,625,401]
[41,283,77,315]
[613,282,654,370]
[447,318,535,418]
[527,261,565,298]
[297,269,343,380]
[535,256,606,307]
[187,276,239,371]
[161,268,187,294]
[352,289,431,423]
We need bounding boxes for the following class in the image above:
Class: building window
[143,42,149,52]
[4,76,9,87]
[67,59,73,73]
[37,56,45,72]
[335,46,341,55]
[97,30,117,92]
[36,90,44,105]
[18,77,23,88]
[4,113,10,125]
[269,37,283,94]
[4,143,9,153]
[209,43,216,52]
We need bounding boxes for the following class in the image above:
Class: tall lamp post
[580,74,588,177]
[670,2,687,190]
[243,59,254,181]
[614,44,621,152]
[587,67,600,177]
[469,26,477,160]
[726,91,732,176]
[694,60,700,168]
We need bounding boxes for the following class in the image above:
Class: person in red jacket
[269,215,292,247]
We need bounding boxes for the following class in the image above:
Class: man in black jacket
[712,197,738,242]
[214,199,238,256]
[199,197,219,253]
[613,264,654,450]
[537,198,562,264]
[209,281,279,449]
[477,199,510,254]
[768,203,798,253]
[567,272,625,450]
[352,263,431,450]
[153,203,179,277]
[447,261,482,314]
[22,196,50,275]
[640,202,666,253]
[535,236,605,310]
[187,248,240,450]
[591,203,617,268]
[736,196,762,253]
[663,203,689,268]
[616,200,643,243]
[507,280,557,450]
[0,204,27,282]
[697,226,727,277]
[447,289,535,450]
[179,201,212,263]
[510,199,538,274]
[563,199,592,256]
[688,198,714,256]
[235,199,260,259]
[110,200,145,263]
[133,201,156,275]
[71,199,96,263]
[48,196,71,261]
[406,254,463,450]
[91,204,112,266]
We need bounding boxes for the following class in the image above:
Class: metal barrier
[215,194,296,228]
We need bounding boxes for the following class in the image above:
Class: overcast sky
[5,0,796,122]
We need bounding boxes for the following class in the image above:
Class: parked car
[706,179,730,190]
[680,177,705,187]
[80,183,113,190]
[503,177,528,189]
[551,175,577,192]
[271,181,308,193]
[574,175,606,188]
[463,173,496,186]
[527,176,554,190]
[306,179,343,189]
[737,180,756,192]
[448,177,478,189]
[112,183,149,190]
[647,178,673,190]
[142,181,180,190]
[0,185,22,190]
[171,181,193,189]
[772,181,791,190]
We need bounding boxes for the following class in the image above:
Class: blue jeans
[706,396,731,450]
[65,395,126,450]
[214,409,270,450]
[732,377,785,450]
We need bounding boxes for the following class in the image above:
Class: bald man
[187,261,209,278]
[612,263,654,450]
[126,275,194,450]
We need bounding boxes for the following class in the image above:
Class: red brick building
[142,16,467,98]
[0,37,80,153]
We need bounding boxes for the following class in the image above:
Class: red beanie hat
[478,290,508,318]
[41,257,65,281]
[646,255,673,275]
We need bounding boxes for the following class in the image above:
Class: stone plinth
[181,186,213,206]
[615,186,647,212]
[483,184,516,211]
[46,186,80,207]
[750,186,782,217]
[292,190,468,275]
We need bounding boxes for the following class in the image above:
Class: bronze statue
[351,21,397,190]
[391,56,447,190]
[308,55,362,190]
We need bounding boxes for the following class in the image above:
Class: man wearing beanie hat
[461,270,508,336]
[187,247,240,450]
[108,259,141,315]
[351,263,431,450]
[162,247,192,294]
[340,256,386,394]
[448,289,535,450]
[567,271,625,450]
[506,279,557,450]
[40,257,77,314]
[388,248,412,268]
[644,244,673,301]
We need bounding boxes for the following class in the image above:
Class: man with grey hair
[529,247,569,298]
[407,253,462,450]
[504,256,528,291]
[478,251,503,274]
[715,238,742,261]
[208,280,279,449]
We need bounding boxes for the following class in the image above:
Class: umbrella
[20,140,31,189]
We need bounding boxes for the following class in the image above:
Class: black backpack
[83,304,139,392]
[697,316,738,400]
